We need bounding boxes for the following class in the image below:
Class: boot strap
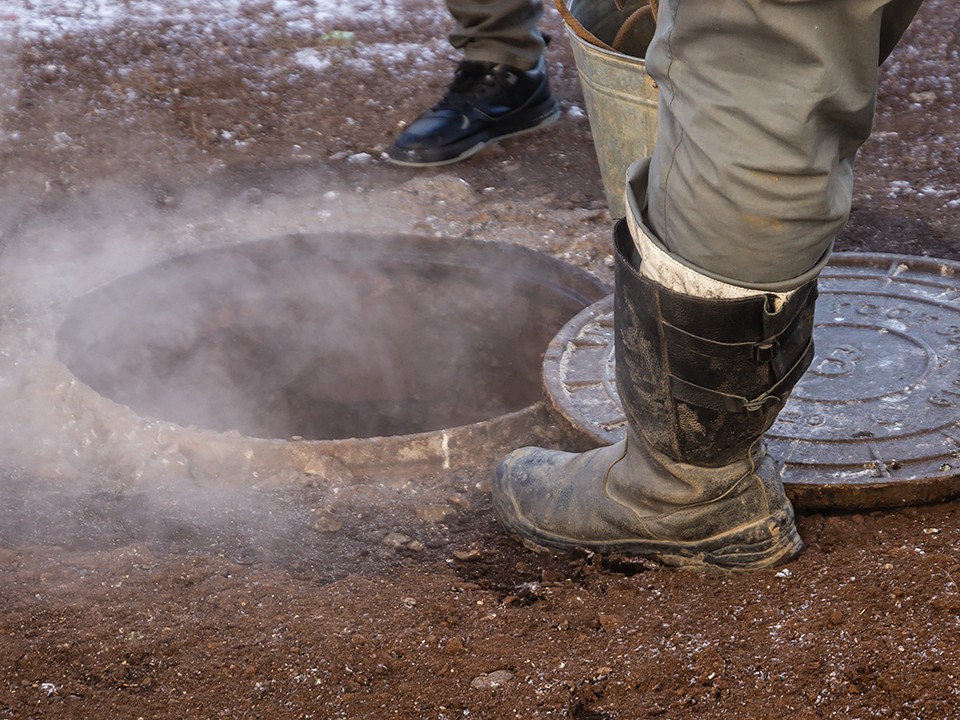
[661,308,808,363]
[668,337,815,416]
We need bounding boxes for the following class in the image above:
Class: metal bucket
[556,0,658,218]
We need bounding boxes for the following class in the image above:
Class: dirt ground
[1,1,959,718]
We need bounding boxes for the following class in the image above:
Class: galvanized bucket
[556,0,658,218]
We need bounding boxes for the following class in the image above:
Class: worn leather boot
[493,221,818,570]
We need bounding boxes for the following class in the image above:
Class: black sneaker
[386,58,560,166]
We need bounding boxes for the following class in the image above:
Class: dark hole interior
[57,233,609,441]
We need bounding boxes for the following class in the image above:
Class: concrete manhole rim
[543,252,960,511]
[49,360,563,482]
[31,232,612,486]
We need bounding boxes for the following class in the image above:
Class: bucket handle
[630,0,658,22]
[554,0,658,53]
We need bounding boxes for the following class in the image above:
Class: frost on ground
[2,0,454,126]
[7,0,444,41]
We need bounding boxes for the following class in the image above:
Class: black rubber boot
[493,221,818,570]
[386,58,560,166]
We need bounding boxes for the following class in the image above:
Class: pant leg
[446,0,547,69]
[637,0,922,289]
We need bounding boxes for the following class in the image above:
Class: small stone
[383,532,413,549]
[908,90,937,103]
[347,152,373,165]
[470,670,514,690]
[447,493,472,510]
[400,174,475,204]
[405,540,425,552]
[311,509,343,533]
[416,504,456,523]
[453,547,483,562]
[829,609,845,626]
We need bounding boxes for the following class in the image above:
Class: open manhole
[543,253,960,511]
[56,232,609,477]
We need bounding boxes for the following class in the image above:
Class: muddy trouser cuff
[446,0,547,70]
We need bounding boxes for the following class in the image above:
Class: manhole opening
[58,233,608,442]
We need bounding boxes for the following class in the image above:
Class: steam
[54,230,580,442]
[0,173,605,564]
[0,179,436,557]
[0,0,607,562]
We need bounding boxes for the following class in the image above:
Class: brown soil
[1,1,959,719]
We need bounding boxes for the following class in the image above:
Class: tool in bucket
[555,0,659,217]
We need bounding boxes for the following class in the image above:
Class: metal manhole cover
[543,253,960,510]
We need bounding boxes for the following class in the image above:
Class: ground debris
[453,547,483,562]
[311,508,343,533]
[470,669,514,690]
[416,504,457,523]
[382,532,413,548]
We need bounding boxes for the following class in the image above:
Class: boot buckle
[743,394,781,417]
[752,340,779,363]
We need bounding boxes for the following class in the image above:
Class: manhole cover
[543,253,960,510]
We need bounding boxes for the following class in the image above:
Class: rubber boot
[493,221,818,570]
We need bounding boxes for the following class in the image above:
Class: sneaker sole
[385,103,562,168]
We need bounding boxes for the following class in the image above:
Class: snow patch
[294,48,332,73]
[6,0,447,42]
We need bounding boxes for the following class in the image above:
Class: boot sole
[385,102,561,167]
[496,499,803,572]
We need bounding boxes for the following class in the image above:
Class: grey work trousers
[446,0,547,70]
[634,0,923,289]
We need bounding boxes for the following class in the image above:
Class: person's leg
[447,0,547,70]
[495,214,816,569]
[493,0,922,569]
[385,0,559,166]
[641,0,924,289]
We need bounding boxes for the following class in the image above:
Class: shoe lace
[432,61,512,111]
